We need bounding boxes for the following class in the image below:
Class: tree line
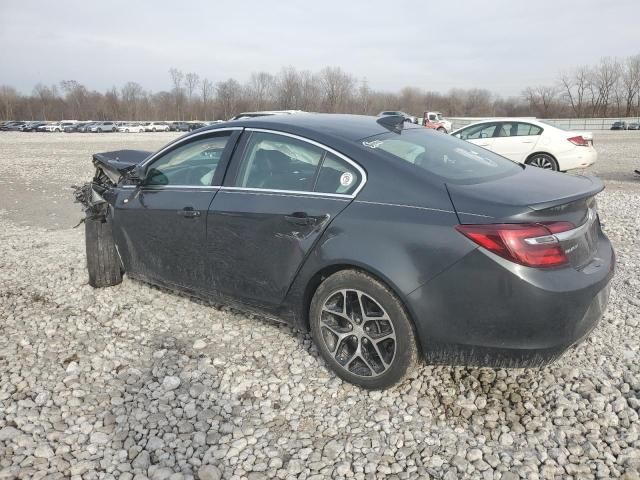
[1,54,639,122]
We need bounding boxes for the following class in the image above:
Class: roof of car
[205,113,421,142]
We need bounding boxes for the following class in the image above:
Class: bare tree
[200,78,214,119]
[621,54,640,116]
[121,82,144,120]
[0,86,19,120]
[185,73,200,119]
[169,68,185,119]
[319,66,355,113]
[274,67,302,109]
[246,72,275,110]
[560,66,589,117]
[522,86,558,117]
[216,79,242,119]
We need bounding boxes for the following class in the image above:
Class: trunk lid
[447,166,604,268]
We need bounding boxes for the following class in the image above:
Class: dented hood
[93,150,151,181]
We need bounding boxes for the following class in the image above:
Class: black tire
[85,216,123,288]
[525,153,559,171]
[152,127,156,132]
[97,128,102,133]
[309,270,419,389]
[437,127,446,133]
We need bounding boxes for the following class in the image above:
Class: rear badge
[340,172,354,186]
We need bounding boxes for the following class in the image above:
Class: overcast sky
[1,0,639,97]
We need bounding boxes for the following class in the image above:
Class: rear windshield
[361,128,521,183]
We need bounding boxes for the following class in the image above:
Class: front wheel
[85,216,123,288]
[437,127,446,133]
[97,128,102,133]
[309,270,419,389]
[152,127,156,132]
[526,153,558,171]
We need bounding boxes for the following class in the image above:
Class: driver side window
[146,133,231,186]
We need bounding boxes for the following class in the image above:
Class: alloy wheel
[528,155,554,169]
[319,289,397,378]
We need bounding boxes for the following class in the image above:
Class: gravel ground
[0,131,639,479]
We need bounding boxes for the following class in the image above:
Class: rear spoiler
[527,175,604,211]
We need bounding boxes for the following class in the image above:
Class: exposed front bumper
[406,229,614,367]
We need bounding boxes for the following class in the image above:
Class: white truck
[422,112,452,133]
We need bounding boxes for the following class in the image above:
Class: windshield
[361,128,521,183]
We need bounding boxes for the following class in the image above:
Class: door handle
[284,212,315,226]
[178,207,201,218]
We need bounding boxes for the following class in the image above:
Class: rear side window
[235,132,324,191]
[315,153,360,195]
[497,122,543,137]
[362,128,521,183]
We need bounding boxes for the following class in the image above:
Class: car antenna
[376,115,405,134]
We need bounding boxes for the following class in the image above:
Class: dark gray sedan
[76,114,614,389]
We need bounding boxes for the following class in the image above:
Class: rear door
[205,129,365,309]
[112,129,240,291]
[489,122,542,162]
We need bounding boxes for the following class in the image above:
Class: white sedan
[451,118,597,171]
[143,122,170,132]
[118,123,145,133]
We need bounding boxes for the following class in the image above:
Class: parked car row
[611,121,640,130]
[0,120,220,133]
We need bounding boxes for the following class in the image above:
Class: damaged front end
[72,149,151,223]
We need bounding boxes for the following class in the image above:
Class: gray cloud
[1,0,639,96]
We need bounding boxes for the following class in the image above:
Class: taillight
[456,222,575,268]
[567,135,589,146]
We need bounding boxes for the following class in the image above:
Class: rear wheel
[152,127,157,132]
[309,270,419,389]
[526,153,558,171]
[97,128,103,133]
[437,127,446,133]
[85,216,123,288]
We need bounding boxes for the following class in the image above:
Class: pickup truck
[422,112,452,133]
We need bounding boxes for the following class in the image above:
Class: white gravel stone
[197,465,221,480]
[162,376,181,391]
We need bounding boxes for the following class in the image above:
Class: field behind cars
[0,131,639,479]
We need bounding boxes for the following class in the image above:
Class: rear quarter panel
[283,200,474,330]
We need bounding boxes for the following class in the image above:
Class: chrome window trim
[121,185,220,190]
[139,127,243,168]
[220,186,351,199]
[355,199,455,214]
[240,128,368,198]
[219,187,350,201]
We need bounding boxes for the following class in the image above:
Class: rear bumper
[559,147,598,171]
[406,230,614,367]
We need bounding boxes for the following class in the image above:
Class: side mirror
[124,165,146,185]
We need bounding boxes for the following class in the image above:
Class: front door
[112,129,239,291]
[205,129,365,309]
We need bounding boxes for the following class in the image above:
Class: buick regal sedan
[75,114,614,389]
